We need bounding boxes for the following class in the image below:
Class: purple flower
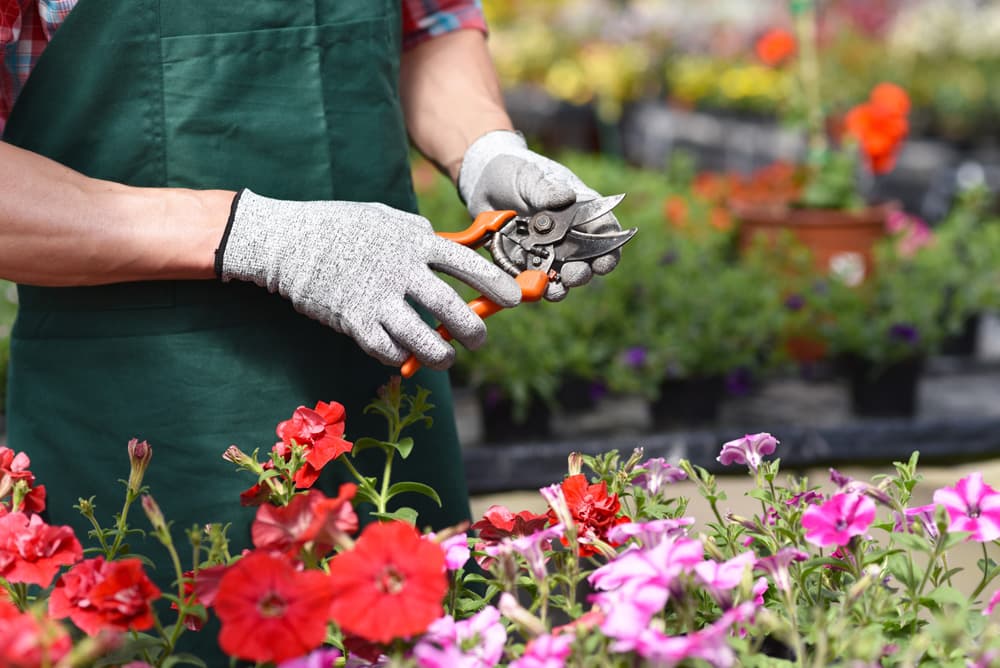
[784,294,805,311]
[413,607,507,668]
[724,368,753,396]
[588,380,608,403]
[933,472,1000,542]
[633,458,687,495]
[801,492,877,547]
[828,469,892,506]
[755,548,808,593]
[510,633,575,668]
[785,491,824,508]
[888,322,920,345]
[717,433,779,473]
[622,346,648,369]
[893,503,939,540]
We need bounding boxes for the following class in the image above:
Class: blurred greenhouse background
[4,0,1000,467]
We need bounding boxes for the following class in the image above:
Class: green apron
[2,0,471,558]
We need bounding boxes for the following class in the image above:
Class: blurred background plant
[0,282,13,417]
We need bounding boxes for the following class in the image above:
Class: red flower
[252,485,358,558]
[471,505,550,542]
[277,401,353,488]
[472,505,551,569]
[0,512,82,587]
[328,521,447,644]
[170,565,227,632]
[755,28,797,66]
[547,474,630,557]
[0,447,47,515]
[0,598,72,668]
[845,83,910,174]
[49,557,161,636]
[214,551,336,664]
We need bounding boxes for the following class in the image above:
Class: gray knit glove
[459,130,622,301]
[217,189,522,369]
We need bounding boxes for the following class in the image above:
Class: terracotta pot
[733,202,896,286]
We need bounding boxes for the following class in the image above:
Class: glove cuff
[458,130,527,205]
[214,189,247,278]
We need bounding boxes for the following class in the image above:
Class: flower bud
[127,439,153,494]
[567,452,583,476]
[499,592,546,637]
[141,494,168,535]
[222,445,252,468]
[623,447,645,473]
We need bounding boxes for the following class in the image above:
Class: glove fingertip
[591,251,621,276]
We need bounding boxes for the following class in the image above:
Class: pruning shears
[401,194,636,377]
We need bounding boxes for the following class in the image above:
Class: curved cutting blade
[555,227,638,263]
[568,193,627,229]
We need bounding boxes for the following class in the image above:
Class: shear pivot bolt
[533,214,554,234]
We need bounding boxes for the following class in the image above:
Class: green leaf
[352,437,390,456]
[374,507,419,525]
[891,531,932,553]
[394,437,415,459]
[887,552,921,589]
[351,485,382,508]
[942,531,972,550]
[386,481,442,506]
[162,654,209,668]
[925,586,968,609]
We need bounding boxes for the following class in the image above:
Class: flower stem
[793,1,827,154]
[972,541,998,600]
[109,487,139,559]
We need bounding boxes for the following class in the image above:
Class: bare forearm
[400,29,513,183]
[0,141,233,286]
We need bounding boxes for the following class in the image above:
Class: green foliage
[0,280,14,415]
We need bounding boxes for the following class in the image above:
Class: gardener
[0,1,621,546]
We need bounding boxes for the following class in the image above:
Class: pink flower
[984,589,1000,616]
[693,552,755,609]
[0,598,73,667]
[413,606,506,668]
[606,518,694,549]
[633,458,687,494]
[434,533,471,572]
[510,633,574,668]
[933,472,1000,542]
[801,493,877,547]
[589,537,703,641]
[486,525,564,581]
[717,433,778,472]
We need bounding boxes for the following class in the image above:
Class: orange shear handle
[400,210,547,378]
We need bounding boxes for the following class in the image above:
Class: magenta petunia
[801,492,877,547]
[932,472,1000,543]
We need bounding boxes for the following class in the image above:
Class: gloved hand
[458,130,623,301]
[216,189,522,369]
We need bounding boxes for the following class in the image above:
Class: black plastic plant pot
[478,388,552,445]
[940,313,981,357]
[648,375,726,430]
[554,374,604,414]
[843,354,925,418]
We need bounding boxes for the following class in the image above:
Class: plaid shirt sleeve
[1,0,75,133]
[401,0,487,51]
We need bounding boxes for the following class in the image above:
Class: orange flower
[844,86,910,175]
[709,207,733,232]
[755,28,797,66]
[869,82,910,117]
[663,195,689,228]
